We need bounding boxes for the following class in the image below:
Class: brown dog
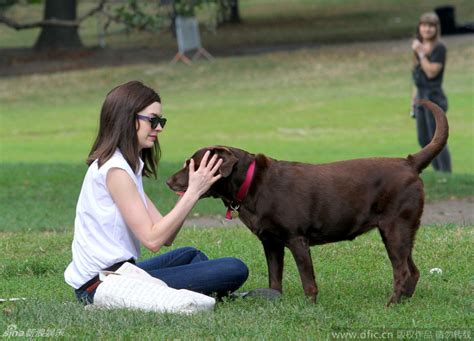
[167,100,448,305]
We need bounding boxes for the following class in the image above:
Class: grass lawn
[1,226,472,338]
[1,35,473,231]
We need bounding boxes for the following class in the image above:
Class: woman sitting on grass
[64,80,248,304]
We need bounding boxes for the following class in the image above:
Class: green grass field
[1,35,473,231]
[0,0,473,338]
[1,227,472,338]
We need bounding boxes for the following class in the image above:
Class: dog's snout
[166,170,189,192]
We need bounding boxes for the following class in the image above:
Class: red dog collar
[225,160,256,220]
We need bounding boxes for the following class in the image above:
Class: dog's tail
[407,100,449,173]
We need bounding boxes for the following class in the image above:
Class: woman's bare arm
[107,151,222,252]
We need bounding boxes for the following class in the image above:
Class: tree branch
[0,0,107,30]
[78,0,107,23]
[99,6,163,34]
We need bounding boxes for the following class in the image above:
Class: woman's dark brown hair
[416,12,441,42]
[87,81,161,177]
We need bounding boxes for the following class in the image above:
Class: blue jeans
[136,247,248,297]
[75,247,248,304]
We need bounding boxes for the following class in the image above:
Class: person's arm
[411,40,444,79]
[107,151,222,252]
[418,56,443,79]
[144,194,181,246]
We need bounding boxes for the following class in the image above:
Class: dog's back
[244,156,422,244]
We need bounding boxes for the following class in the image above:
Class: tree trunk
[229,0,241,23]
[34,0,83,50]
[218,0,241,25]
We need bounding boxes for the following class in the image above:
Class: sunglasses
[136,114,167,129]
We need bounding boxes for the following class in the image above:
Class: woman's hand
[411,39,429,60]
[411,39,422,53]
[410,98,417,118]
[186,151,223,198]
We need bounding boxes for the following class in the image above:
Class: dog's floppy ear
[211,146,238,178]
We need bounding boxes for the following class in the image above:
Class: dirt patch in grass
[184,197,474,228]
[420,197,474,226]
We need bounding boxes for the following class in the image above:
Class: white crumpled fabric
[91,262,215,314]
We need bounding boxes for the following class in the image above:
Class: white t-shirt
[64,149,146,289]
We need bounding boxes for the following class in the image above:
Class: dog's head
[166,146,239,198]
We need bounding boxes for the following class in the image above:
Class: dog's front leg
[262,239,285,293]
[287,237,318,303]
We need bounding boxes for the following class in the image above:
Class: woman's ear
[212,147,238,177]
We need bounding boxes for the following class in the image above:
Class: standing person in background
[411,12,452,173]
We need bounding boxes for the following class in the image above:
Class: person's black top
[412,42,446,89]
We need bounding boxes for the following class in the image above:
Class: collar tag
[224,160,256,220]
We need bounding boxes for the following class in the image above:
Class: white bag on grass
[92,262,215,314]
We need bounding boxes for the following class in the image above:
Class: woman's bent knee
[175,246,199,253]
[224,258,249,283]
